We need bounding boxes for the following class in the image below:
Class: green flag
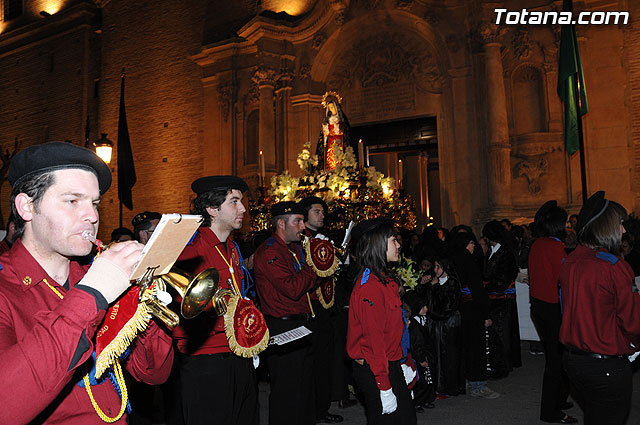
[557,0,588,155]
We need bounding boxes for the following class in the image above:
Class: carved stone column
[253,68,277,168]
[479,23,512,209]
[275,70,292,171]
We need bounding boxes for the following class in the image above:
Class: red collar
[6,239,87,292]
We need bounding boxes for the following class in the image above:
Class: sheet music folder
[130,214,202,281]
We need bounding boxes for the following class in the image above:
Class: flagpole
[575,79,588,204]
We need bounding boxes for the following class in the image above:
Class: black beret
[191,175,248,195]
[576,190,608,234]
[8,141,112,194]
[271,201,305,217]
[350,217,394,245]
[132,211,162,228]
[299,196,328,212]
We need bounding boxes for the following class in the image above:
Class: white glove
[315,233,329,241]
[401,364,417,385]
[253,355,260,369]
[79,256,131,304]
[379,388,397,414]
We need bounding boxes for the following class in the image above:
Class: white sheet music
[269,326,312,346]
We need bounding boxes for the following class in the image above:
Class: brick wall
[97,0,208,238]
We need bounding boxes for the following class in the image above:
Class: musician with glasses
[132,211,161,244]
[174,175,264,425]
[0,142,174,424]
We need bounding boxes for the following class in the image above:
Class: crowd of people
[1,141,640,425]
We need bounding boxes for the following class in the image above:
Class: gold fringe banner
[224,294,270,358]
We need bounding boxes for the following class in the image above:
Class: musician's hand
[100,240,144,277]
[80,241,143,304]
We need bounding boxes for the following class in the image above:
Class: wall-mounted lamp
[40,11,51,17]
[93,133,113,164]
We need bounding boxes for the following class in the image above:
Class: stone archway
[309,9,459,226]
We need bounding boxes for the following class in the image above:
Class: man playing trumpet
[0,142,174,424]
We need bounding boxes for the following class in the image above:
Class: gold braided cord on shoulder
[41,278,129,423]
[83,360,128,423]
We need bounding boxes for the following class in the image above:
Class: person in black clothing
[482,221,520,379]
[449,232,499,399]
[427,257,464,396]
[406,293,436,410]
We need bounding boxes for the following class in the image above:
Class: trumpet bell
[157,268,219,319]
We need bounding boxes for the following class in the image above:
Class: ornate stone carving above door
[327,32,442,93]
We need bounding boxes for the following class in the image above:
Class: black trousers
[530,298,570,421]
[563,352,632,425]
[265,316,315,425]
[352,360,417,425]
[488,298,513,377]
[330,307,350,401]
[180,353,258,425]
[310,301,335,418]
[460,301,488,382]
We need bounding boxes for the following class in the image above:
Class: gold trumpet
[82,231,220,329]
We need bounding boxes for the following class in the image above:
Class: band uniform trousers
[530,298,570,422]
[265,316,315,425]
[352,360,417,425]
[563,352,632,425]
[180,352,258,425]
[310,299,335,419]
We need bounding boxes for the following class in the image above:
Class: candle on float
[259,150,265,187]
[398,159,403,189]
[358,139,364,168]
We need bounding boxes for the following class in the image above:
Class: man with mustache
[174,175,260,425]
[0,141,174,424]
[254,201,320,425]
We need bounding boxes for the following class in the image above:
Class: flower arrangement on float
[249,141,416,233]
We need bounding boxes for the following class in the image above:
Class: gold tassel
[303,238,339,277]
[315,279,335,309]
[224,295,270,358]
[95,302,152,379]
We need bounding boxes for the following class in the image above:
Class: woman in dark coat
[427,257,464,396]
[449,231,499,399]
[482,220,520,379]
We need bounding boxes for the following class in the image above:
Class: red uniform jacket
[173,227,244,355]
[254,234,318,317]
[528,237,566,304]
[346,269,404,391]
[559,244,640,355]
[0,239,173,425]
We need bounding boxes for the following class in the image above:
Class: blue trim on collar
[596,251,619,265]
[360,268,370,286]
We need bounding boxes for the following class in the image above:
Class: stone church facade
[0,0,636,235]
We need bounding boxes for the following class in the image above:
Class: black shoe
[415,406,424,413]
[338,398,357,409]
[560,401,574,410]
[423,402,435,409]
[542,415,578,424]
[316,413,344,424]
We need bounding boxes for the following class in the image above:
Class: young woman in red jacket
[346,218,417,425]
